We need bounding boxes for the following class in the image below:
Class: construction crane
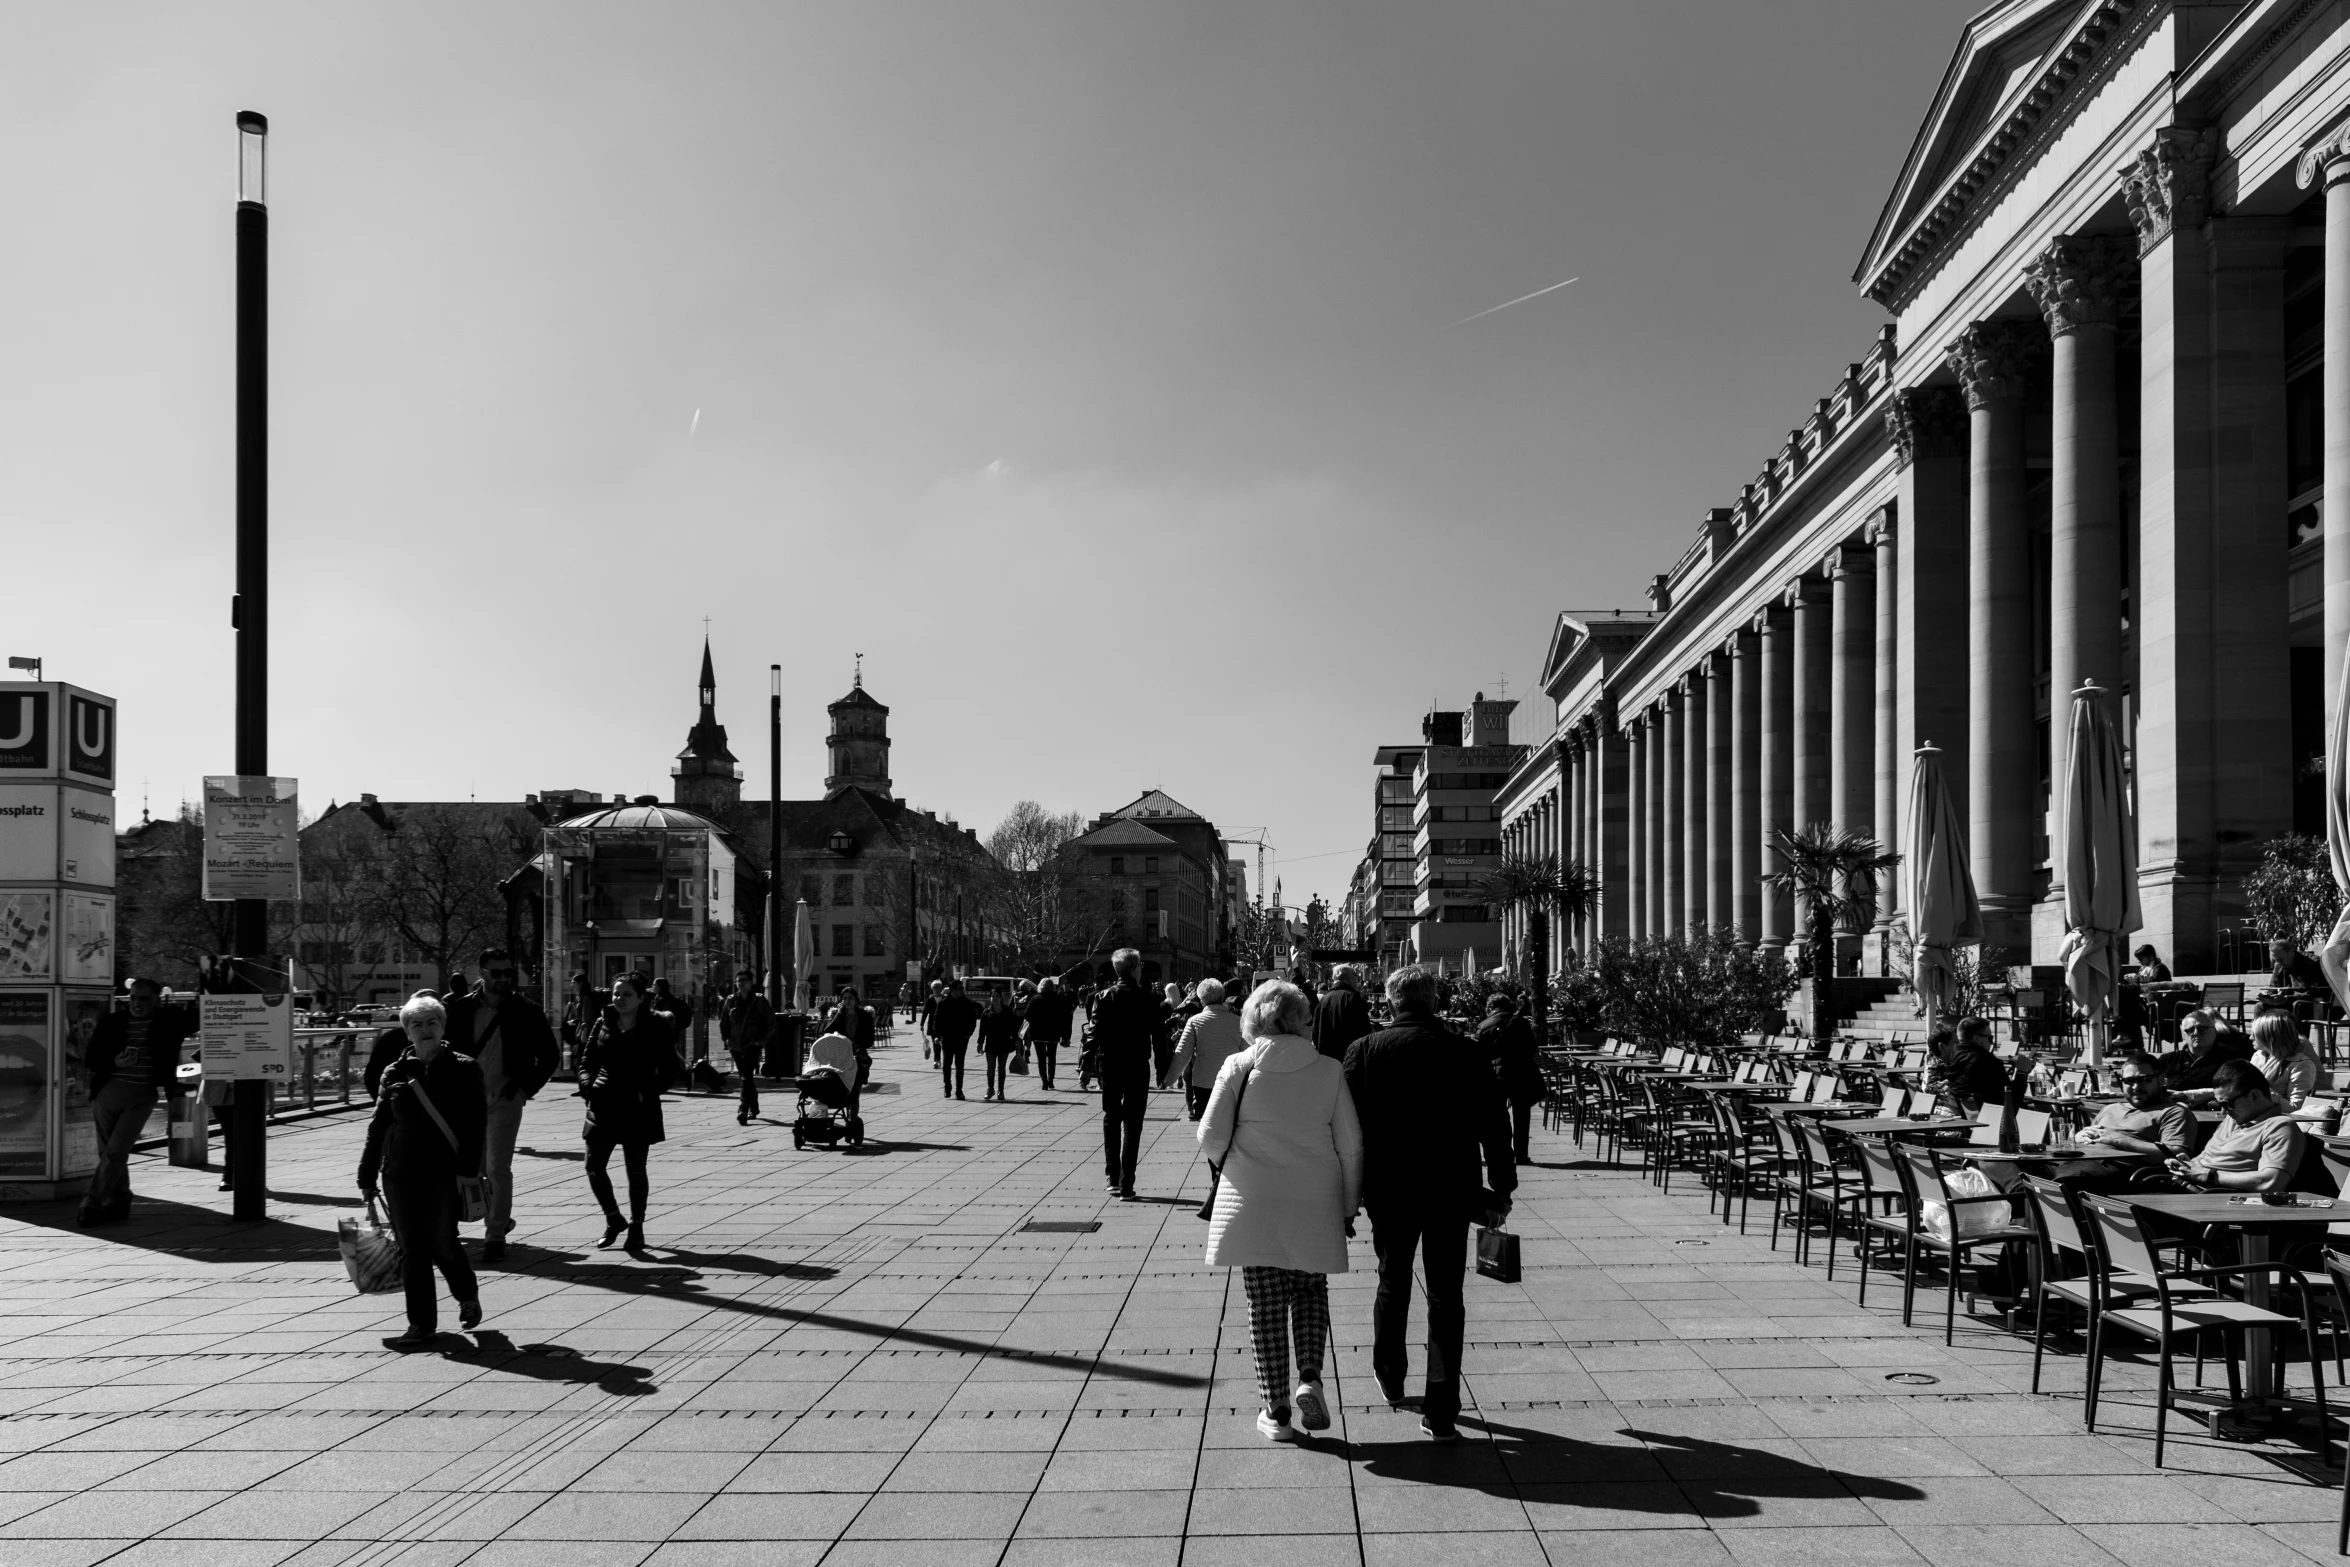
[1221,829,1273,907]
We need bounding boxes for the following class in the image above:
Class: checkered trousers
[1240,1266,1329,1414]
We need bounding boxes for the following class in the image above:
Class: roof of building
[1070,817,1181,851]
[552,802,721,833]
[1105,789,1203,822]
[677,638,738,767]
[762,785,991,861]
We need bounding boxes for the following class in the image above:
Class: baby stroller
[792,1066,865,1149]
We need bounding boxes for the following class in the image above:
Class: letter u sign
[0,690,50,770]
[66,694,114,783]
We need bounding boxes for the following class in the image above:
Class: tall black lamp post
[768,664,782,1010]
[229,110,270,1222]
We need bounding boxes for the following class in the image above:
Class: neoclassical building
[1500,0,2350,975]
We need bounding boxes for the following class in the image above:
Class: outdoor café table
[1961,1144,2148,1190]
[1818,1116,1977,1139]
[2123,1191,2341,1431]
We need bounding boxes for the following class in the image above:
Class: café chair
[1895,1143,2038,1344]
[1791,1116,1871,1277]
[2017,1176,2216,1402]
[2077,1192,2328,1468]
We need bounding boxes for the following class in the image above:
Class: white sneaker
[1293,1382,1330,1431]
[1255,1409,1299,1442]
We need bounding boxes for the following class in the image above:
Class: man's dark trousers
[1100,1068,1148,1191]
[1367,1200,1467,1426]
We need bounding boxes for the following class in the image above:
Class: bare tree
[352,805,529,992]
[982,801,1105,978]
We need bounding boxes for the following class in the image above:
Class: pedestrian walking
[720,969,777,1125]
[1023,976,1074,1090]
[930,978,980,1100]
[356,994,487,1350]
[920,980,944,1060]
[980,994,1021,1100]
[1093,949,1161,1199]
[364,987,441,1098]
[1155,983,1183,1086]
[560,971,601,1076]
[78,977,197,1227]
[1476,993,1545,1165]
[577,973,681,1251]
[1342,964,1516,1441]
[1311,965,1375,1062]
[1168,979,1246,1119]
[1199,979,1363,1442]
[443,949,560,1262]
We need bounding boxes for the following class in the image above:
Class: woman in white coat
[1198,979,1364,1441]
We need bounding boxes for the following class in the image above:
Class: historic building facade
[1500,0,2350,974]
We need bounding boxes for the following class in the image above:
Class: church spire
[699,636,718,716]
[672,635,741,811]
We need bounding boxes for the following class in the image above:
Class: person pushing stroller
[792,1007,866,1150]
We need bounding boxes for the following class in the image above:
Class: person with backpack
[357,993,488,1350]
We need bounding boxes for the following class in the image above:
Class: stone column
[1562,741,1582,952]
[1867,509,1900,966]
[2299,125,2350,728]
[1730,625,1763,943]
[1758,604,1794,954]
[2025,231,2132,947]
[1625,718,1646,940]
[1646,705,1668,937]
[1948,321,2043,952]
[1829,542,1876,835]
[1663,689,1687,935]
[1789,575,1833,836]
[1708,645,1739,938]
[1597,707,1628,943]
[1885,388,1970,935]
[1682,671,1711,933]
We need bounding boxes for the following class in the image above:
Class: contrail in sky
[689,408,701,440]
[1444,275,1580,328]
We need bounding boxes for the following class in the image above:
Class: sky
[1,1,1986,908]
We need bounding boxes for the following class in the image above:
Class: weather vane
[854,652,863,688]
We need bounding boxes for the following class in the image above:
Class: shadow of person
[450,1330,655,1395]
[640,1247,838,1282]
[515,1147,585,1161]
[269,1191,365,1208]
[838,1141,972,1156]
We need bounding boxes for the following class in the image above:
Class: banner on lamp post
[202,776,300,900]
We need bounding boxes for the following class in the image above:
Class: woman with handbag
[357,993,488,1350]
[1197,979,1363,1443]
[578,973,681,1251]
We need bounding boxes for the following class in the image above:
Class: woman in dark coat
[1475,994,1545,1165]
[980,995,1023,1101]
[578,972,680,1250]
[358,993,488,1350]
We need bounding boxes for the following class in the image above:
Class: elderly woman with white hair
[1168,978,1246,1120]
[358,992,488,1350]
[1198,979,1364,1442]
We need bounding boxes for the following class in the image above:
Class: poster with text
[0,783,57,881]
[201,776,300,901]
[200,993,293,1081]
[60,893,111,984]
[59,993,102,1177]
[0,892,53,982]
[0,992,49,1174]
[58,789,116,885]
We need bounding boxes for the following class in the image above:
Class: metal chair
[1891,1142,2036,1343]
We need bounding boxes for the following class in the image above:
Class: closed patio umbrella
[2055,681,2141,1067]
[1904,743,1982,1037]
[792,898,816,1013]
[2319,657,2350,1014]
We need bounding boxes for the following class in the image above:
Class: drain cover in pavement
[1884,1372,1939,1385]
[1021,1220,1102,1233]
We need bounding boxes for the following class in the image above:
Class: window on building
[1144,857,1158,873]
[864,924,886,956]
[832,924,855,957]
[1110,857,1125,875]
[833,874,855,907]
[1144,887,1160,912]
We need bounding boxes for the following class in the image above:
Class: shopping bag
[1475,1225,1521,1283]
[339,1198,404,1294]
[1920,1165,2013,1241]
[456,1177,487,1225]
[1012,1045,1031,1075]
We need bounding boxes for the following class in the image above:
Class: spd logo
[0,690,50,773]
[65,694,113,784]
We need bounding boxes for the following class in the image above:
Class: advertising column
[0,681,118,1202]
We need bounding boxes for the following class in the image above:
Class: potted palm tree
[1761,825,1901,1045]
[1479,854,1598,1044]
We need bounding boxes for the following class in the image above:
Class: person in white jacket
[1198,979,1365,1442]
[1167,979,1246,1119]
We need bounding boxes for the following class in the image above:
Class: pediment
[1855,0,2107,295]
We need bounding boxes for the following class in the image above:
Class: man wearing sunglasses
[2163,1060,2304,1194]
[2078,1052,2194,1161]
[445,948,560,1262]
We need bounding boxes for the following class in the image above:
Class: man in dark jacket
[1343,964,1516,1441]
[1931,1015,2012,1116]
[79,978,198,1225]
[1092,948,1163,1199]
[443,950,559,1261]
[1312,965,1376,1061]
[929,980,981,1100]
[2166,1007,2256,1091]
[720,970,777,1125]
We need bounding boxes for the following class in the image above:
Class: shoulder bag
[1195,1048,1255,1221]
[408,1076,488,1224]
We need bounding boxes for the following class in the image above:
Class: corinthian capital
[1944,321,2043,411]
[2023,233,2135,336]
[2121,126,2217,251]
[1884,385,1967,465]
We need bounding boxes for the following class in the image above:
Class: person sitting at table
[2132,944,2172,985]
[2162,1060,2305,1194]
[2265,937,2335,1022]
[2161,1007,2253,1092]
[2077,1052,2194,1161]
[2237,1012,2338,1128]
[1928,1016,2008,1117]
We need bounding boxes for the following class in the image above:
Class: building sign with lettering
[0,687,52,774]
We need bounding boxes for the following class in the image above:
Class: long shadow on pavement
[448,1329,657,1395]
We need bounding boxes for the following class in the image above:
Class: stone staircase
[1786,976,1910,1039]
[1841,985,1927,1043]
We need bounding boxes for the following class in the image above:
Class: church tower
[671,638,742,811]
[824,662,892,799]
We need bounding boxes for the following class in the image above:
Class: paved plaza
[2,1031,2347,1565]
